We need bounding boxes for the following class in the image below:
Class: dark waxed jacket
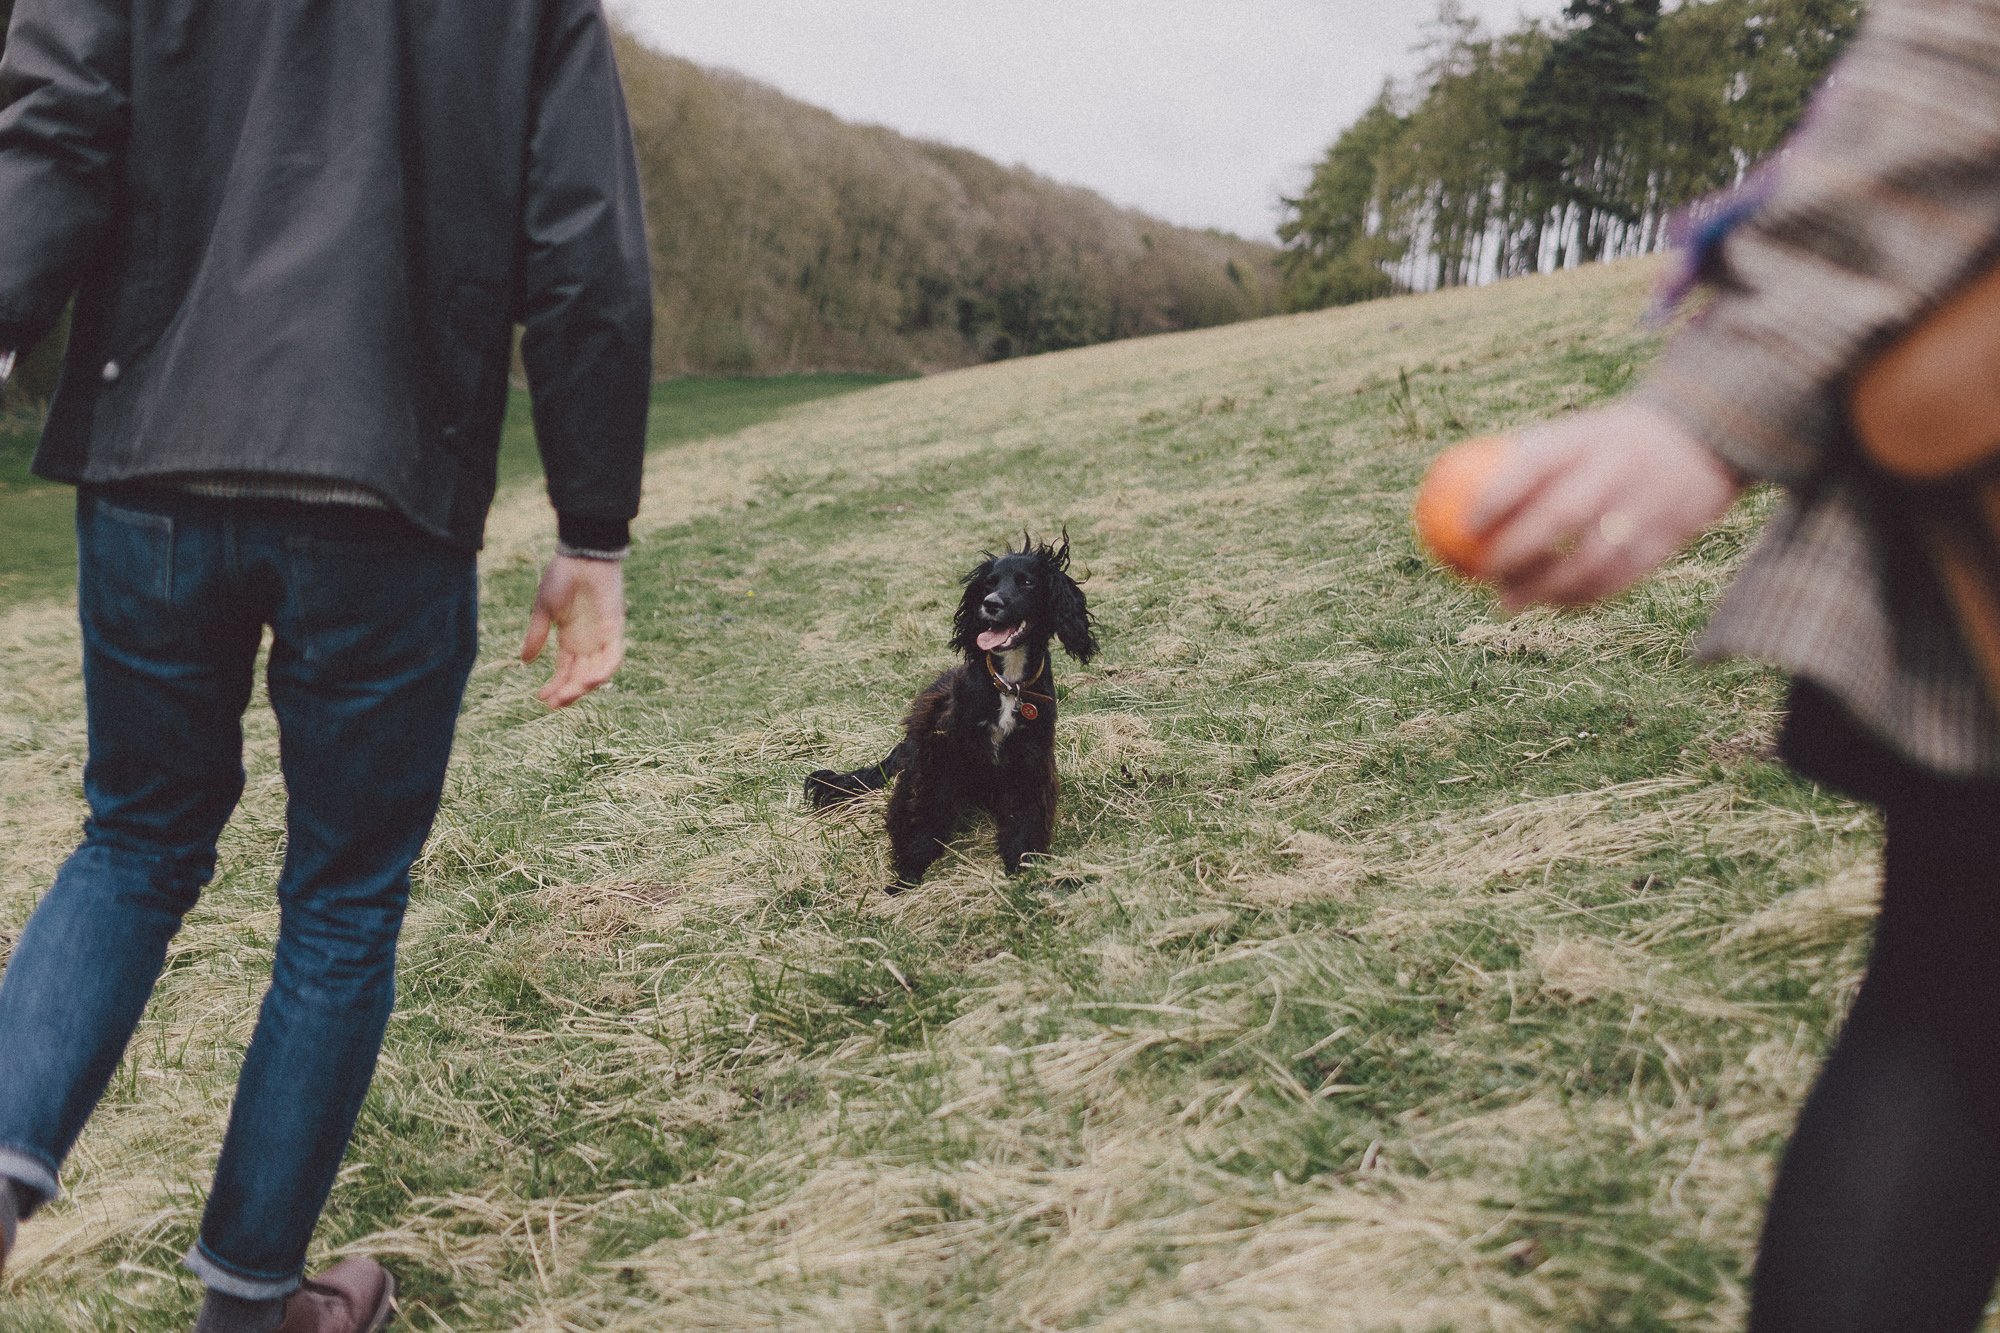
[0,0,652,548]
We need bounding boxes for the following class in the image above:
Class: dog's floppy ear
[1045,532,1096,662]
[951,554,997,655]
[1051,571,1096,662]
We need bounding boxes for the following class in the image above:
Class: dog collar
[985,653,1054,720]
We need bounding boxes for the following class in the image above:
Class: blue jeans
[0,490,477,1297]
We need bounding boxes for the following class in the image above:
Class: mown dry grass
[0,257,1919,1330]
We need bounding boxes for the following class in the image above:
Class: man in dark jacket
[0,0,652,1328]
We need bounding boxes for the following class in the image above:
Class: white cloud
[614,0,1568,242]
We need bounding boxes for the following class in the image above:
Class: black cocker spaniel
[806,533,1098,890]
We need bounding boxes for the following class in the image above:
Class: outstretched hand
[1470,401,1744,611]
[521,555,626,708]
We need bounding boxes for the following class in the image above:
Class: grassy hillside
[614,38,1283,376]
[0,257,1893,1330]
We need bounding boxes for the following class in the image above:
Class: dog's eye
[1020,576,1035,587]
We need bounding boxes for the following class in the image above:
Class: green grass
[0,374,899,614]
[0,262,1903,1330]
[0,409,79,608]
[494,373,905,490]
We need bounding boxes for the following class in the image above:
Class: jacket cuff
[556,514,630,561]
[1633,331,1844,488]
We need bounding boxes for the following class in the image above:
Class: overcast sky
[614,0,1570,243]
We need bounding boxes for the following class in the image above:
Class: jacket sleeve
[1635,0,2000,486]
[517,0,652,544]
[0,0,128,351]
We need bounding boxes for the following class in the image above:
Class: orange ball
[1414,435,1515,579]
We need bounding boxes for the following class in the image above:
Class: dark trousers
[0,490,476,1298]
[1750,681,2000,1332]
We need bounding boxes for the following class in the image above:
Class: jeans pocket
[279,543,476,682]
[79,498,176,649]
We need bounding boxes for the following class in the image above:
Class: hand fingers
[536,651,592,708]
[1466,430,1586,533]
[1485,450,1649,605]
[535,640,624,709]
[1496,535,1642,610]
[535,666,585,709]
[520,605,554,665]
[1496,509,1694,609]
[1482,462,1614,582]
[536,660,615,708]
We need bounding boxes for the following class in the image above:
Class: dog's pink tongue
[977,624,1022,651]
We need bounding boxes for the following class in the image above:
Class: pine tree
[1503,0,1661,271]
[1276,96,1407,308]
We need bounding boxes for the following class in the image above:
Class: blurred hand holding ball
[1415,405,1742,609]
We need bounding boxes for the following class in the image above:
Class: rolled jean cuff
[0,1144,59,1215]
[185,1239,303,1300]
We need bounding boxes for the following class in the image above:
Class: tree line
[613,36,1280,376]
[1277,0,1864,309]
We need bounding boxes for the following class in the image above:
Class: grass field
[0,258,1903,1331]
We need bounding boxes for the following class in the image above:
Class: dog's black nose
[981,593,1005,615]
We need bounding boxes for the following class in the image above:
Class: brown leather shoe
[276,1257,397,1333]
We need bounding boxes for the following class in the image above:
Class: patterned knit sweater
[1636,0,2000,775]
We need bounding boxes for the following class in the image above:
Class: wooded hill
[613,35,1282,376]
[1278,0,1863,307]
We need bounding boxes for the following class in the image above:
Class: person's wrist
[1637,400,1744,485]
[1707,447,1752,495]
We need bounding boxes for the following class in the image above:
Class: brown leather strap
[985,652,1053,705]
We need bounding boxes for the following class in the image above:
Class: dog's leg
[992,790,1056,875]
[886,766,958,891]
[805,744,904,808]
[994,812,1034,875]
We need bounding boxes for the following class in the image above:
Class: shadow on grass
[0,373,905,614]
